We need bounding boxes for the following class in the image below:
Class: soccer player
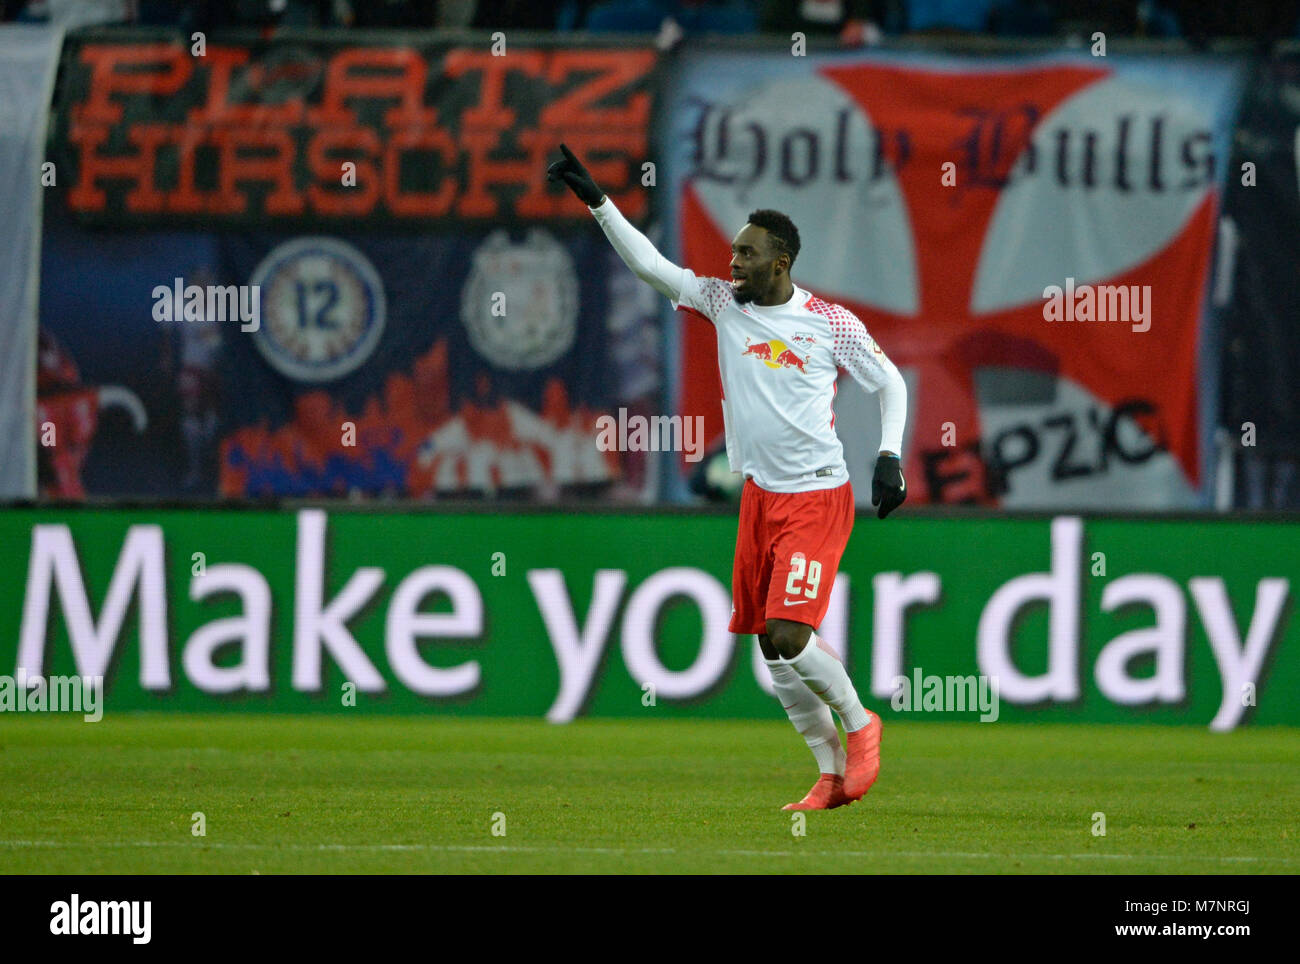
[549,144,908,810]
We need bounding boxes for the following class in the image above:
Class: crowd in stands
[4,0,1300,44]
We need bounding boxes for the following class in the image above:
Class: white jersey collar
[744,284,804,312]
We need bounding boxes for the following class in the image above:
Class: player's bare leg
[760,632,850,810]
[767,618,882,802]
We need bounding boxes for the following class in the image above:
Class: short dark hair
[746,209,801,268]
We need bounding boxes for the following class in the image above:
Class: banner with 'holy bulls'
[662,50,1246,508]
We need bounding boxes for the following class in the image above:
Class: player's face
[729,225,784,304]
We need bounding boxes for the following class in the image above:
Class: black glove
[547,143,605,207]
[872,454,906,519]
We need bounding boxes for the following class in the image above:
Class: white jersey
[589,198,907,493]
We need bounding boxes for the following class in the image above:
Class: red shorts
[728,479,855,635]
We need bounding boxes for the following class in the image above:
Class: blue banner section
[39,212,662,500]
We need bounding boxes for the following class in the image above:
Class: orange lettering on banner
[539,50,654,131]
[308,127,382,215]
[73,43,192,125]
[534,51,651,218]
[64,42,656,221]
[189,46,305,126]
[308,47,437,127]
[442,50,547,217]
[211,126,304,215]
[455,129,529,218]
[513,128,566,218]
[66,123,169,212]
[168,127,211,213]
[443,49,547,130]
[384,128,457,216]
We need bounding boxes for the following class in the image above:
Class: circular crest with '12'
[250,237,387,382]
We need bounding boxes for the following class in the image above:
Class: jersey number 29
[786,554,822,599]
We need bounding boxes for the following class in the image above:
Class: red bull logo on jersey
[742,338,807,373]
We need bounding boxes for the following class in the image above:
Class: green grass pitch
[1,715,1295,874]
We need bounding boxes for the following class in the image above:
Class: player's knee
[765,619,810,660]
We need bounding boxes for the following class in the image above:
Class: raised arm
[588,197,689,303]
[548,143,689,303]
